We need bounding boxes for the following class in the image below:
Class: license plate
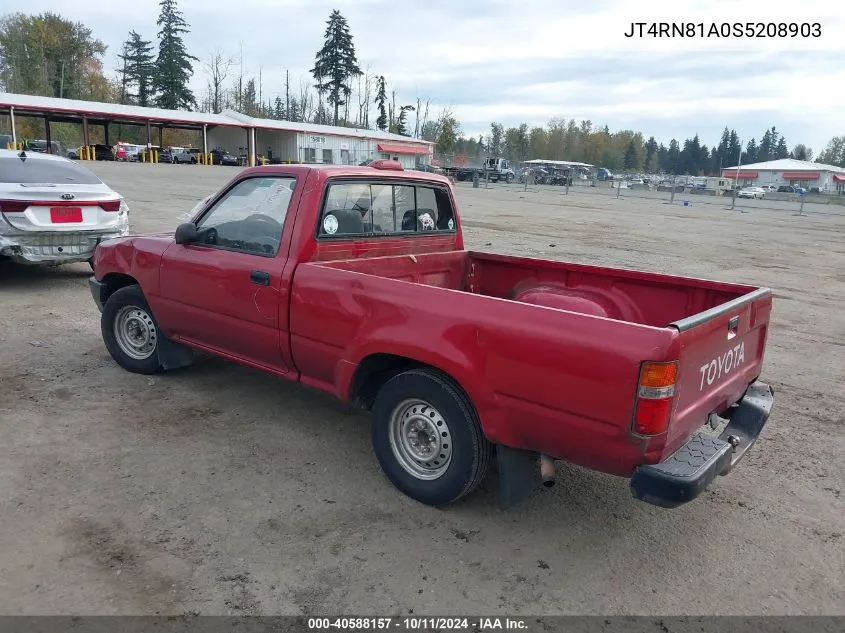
[50,207,83,223]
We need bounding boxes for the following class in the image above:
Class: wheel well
[101,273,139,303]
[350,353,445,410]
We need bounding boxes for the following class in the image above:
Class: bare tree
[203,49,234,113]
[356,64,372,129]
[420,98,430,137]
[362,70,372,128]
[299,77,315,122]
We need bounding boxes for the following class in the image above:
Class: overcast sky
[7,0,845,154]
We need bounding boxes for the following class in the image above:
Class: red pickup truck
[89,161,775,510]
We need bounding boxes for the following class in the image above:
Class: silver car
[0,149,130,267]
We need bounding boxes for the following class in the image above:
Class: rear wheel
[371,368,493,506]
[101,285,164,374]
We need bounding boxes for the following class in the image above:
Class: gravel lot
[1,162,842,616]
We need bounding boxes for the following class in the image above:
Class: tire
[101,285,165,375]
[371,367,493,506]
[506,174,514,184]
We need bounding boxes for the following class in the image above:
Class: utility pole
[285,70,290,121]
[730,139,742,211]
[60,60,65,98]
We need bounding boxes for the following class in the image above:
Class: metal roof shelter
[0,92,432,166]
[522,159,594,168]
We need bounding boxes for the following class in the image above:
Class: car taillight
[633,361,678,436]
[0,200,28,213]
[100,200,121,212]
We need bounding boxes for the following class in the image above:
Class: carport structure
[0,92,244,162]
[0,92,434,167]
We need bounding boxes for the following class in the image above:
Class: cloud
[3,0,843,151]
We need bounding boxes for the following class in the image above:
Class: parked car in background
[210,148,239,166]
[0,149,130,267]
[777,185,796,193]
[173,148,201,164]
[159,147,179,163]
[793,186,807,195]
[737,186,766,199]
[114,142,142,162]
[759,184,777,192]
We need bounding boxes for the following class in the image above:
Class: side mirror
[175,222,198,244]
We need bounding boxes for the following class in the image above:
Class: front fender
[93,233,173,296]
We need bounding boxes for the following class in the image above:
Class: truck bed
[314,250,761,328]
[290,250,771,474]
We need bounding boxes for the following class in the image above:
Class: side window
[196,176,296,256]
[303,148,316,163]
[321,182,372,236]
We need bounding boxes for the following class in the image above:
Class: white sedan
[737,186,766,199]
[0,149,130,267]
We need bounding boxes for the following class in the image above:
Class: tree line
[448,123,829,175]
[1,4,843,172]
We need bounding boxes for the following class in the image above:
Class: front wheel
[371,368,493,506]
[101,285,165,374]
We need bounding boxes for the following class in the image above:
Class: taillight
[100,199,121,212]
[0,200,29,213]
[633,361,678,436]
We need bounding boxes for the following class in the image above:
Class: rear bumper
[0,229,127,265]
[630,380,774,508]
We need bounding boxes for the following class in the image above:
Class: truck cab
[88,160,774,512]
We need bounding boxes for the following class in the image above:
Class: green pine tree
[624,139,638,169]
[119,30,155,106]
[311,10,362,126]
[374,76,388,131]
[153,0,197,110]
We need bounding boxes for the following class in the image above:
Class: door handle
[250,270,270,286]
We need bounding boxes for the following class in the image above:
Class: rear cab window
[318,179,456,238]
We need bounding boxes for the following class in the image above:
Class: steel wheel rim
[113,305,157,360]
[388,398,453,480]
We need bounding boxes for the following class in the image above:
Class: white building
[722,158,845,194]
[209,109,432,168]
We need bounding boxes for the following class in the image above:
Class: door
[157,174,299,374]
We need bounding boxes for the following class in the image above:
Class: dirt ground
[0,162,842,616]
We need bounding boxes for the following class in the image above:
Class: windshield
[0,156,103,184]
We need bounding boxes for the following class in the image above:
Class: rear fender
[337,335,503,437]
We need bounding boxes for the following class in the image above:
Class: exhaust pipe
[539,454,556,488]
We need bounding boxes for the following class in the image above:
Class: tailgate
[666,287,772,452]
